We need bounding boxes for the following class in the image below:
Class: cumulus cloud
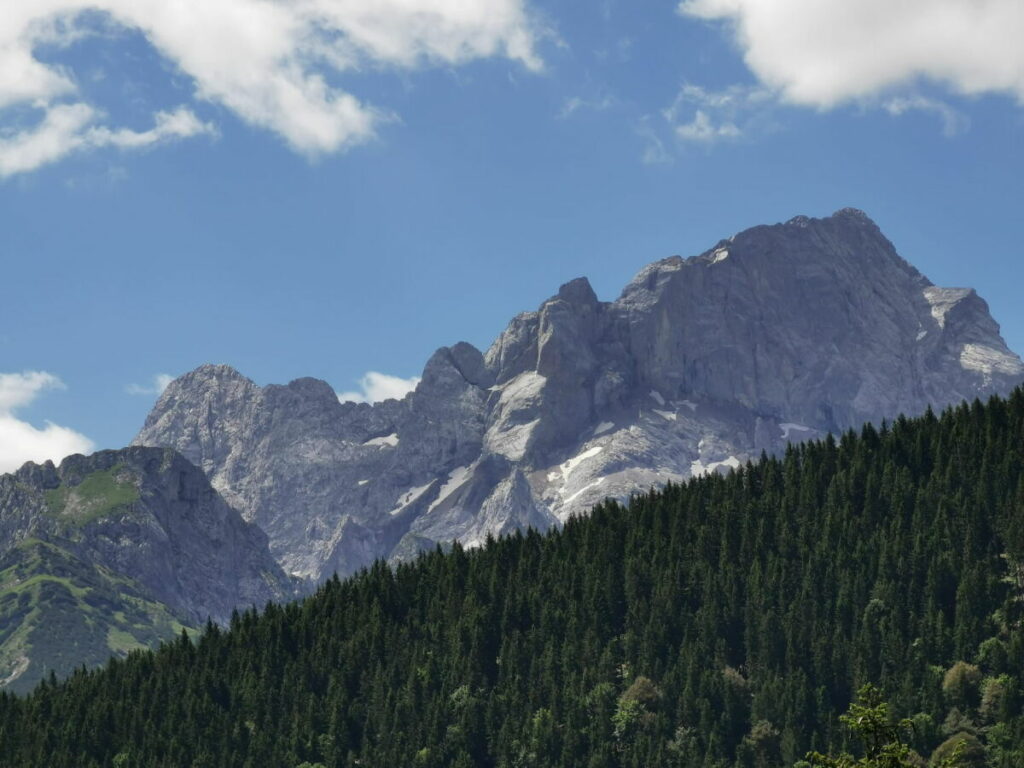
[337,371,420,404]
[0,0,544,176]
[0,371,94,473]
[125,373,174,397]
[678,0,1024,107]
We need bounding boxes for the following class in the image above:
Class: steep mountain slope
[6,391,1024,767]
[0,447,295,692]
[134,209,1024,580]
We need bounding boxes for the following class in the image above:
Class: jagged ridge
[134,209,1024,580]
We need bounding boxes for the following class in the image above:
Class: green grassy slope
[0,539,193,695]
[42,465,140,526]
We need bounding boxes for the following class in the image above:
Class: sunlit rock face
[135,209,1024,580]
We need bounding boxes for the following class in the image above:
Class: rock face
[134,209,1024,581]
[1,446,295,624]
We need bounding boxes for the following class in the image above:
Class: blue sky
[1,0,1022,470]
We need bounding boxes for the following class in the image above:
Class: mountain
[0,446,295,693]
[134,209,1024,580]
[6,390,1024,766]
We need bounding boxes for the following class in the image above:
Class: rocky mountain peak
[135,210,1024,581]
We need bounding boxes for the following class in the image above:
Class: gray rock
[0,446,296,625]
[134,209,1024,580]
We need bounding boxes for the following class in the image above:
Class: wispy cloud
[558,95,615,120]
[0,105,215,178]
[664,83,773,141]
[637,117,672,165]
[0,371,94,473]
[883,95,969,137]
[1,0,547,176]
[337,371,420,404]
[125,373,174,397]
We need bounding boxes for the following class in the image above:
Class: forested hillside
[2,391,1024,767]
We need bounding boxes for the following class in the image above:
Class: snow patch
[558,446,604,480]
[653,409,676,421]
[649,390,665,406]
[690,455,741,478]
[593,421,614,436]
[916,330,927,341]
[357,479,369,486]
[428,465,472,512]
[1,656,29,688]
[680,400,698,412]
[563,477,606,505]
[390,481,435,515]
[710,247,729,264]
[779,422,811,440]
[364,433,399,448]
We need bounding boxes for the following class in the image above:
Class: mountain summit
[135,210,1024,580]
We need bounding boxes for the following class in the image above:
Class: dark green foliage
[3,391,1024,767]
[805,684,918,768]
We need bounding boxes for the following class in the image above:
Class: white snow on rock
[593,421,615,436]
[690,455,741,478]
[916,330,928,341]
[357,479,369,486]
[428,465,472,512]
[649,390,666,406]
[710,247,729,264]
[557,446,604,481]
[364,433,399,447]
[390,481,435,515]
[563,477,605,505]
[779,422,812,440]
[653,409,676,421]
[680,400,698,412]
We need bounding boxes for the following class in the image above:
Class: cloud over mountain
[0,371,93,472]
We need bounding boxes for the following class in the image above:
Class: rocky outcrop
[1,446,295,624]
[134,209,1024,581]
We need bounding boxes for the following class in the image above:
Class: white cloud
[0,104,214,178]
[0,0,544,176]
[0,371,94,473]
[675,109,739,142]
[637,117,672,165]
[558,95,615,120]
[678,0,1024,107]
[883,95,969,137]
[662,83,771,144]
[337,371,420,404]
[126,373,174,397]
